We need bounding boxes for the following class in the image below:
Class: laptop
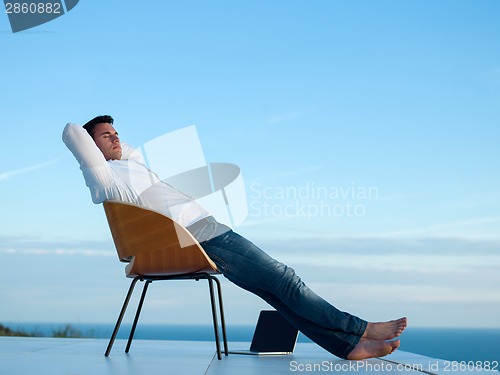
[229,310,299,355]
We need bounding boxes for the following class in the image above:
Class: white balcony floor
[0,337,492,374]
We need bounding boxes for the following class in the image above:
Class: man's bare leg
[347,338,400,360]
[362,317,407,340]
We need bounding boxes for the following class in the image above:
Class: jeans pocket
[208,253,227,274]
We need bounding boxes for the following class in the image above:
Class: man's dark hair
[83,115,114,138]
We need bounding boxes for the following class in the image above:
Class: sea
[3,323,499,367]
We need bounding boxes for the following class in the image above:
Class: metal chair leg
[207,277,222,360]
[213,276,228,356]
[105,274,228,359]
[105,276,141,357]
[125,280,151,353]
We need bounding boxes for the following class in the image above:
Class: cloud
[353,216,500,241]
[313,283,500,304]
[0,158,61,181]
[258,236,500,256]
[0,248,114,257]
[0,235,114,257]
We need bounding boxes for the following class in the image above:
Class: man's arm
[62,123,115,198]
[62,123,107,167]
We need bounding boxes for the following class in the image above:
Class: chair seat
[125,256,221,277]
[124,240,219,278]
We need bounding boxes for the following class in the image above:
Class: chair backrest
[103,200,218,277]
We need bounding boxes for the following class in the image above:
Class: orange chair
[103,200,228,359]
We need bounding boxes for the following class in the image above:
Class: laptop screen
[249,310,299,353]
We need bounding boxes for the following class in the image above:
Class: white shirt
[62,123,211,227]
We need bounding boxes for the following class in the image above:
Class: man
[62,115,407,360]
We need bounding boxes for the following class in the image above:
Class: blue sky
[1,0,499,330]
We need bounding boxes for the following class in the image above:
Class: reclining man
[62,115,407,360]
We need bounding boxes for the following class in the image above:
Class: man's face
[92,122,122,160]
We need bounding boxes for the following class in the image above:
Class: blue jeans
[187,217,367,359]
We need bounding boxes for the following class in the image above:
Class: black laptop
[229,310,299,355]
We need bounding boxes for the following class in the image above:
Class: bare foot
[362,317,407,340]
[347,338,400,360]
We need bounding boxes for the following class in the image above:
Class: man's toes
[390,340,400,353]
